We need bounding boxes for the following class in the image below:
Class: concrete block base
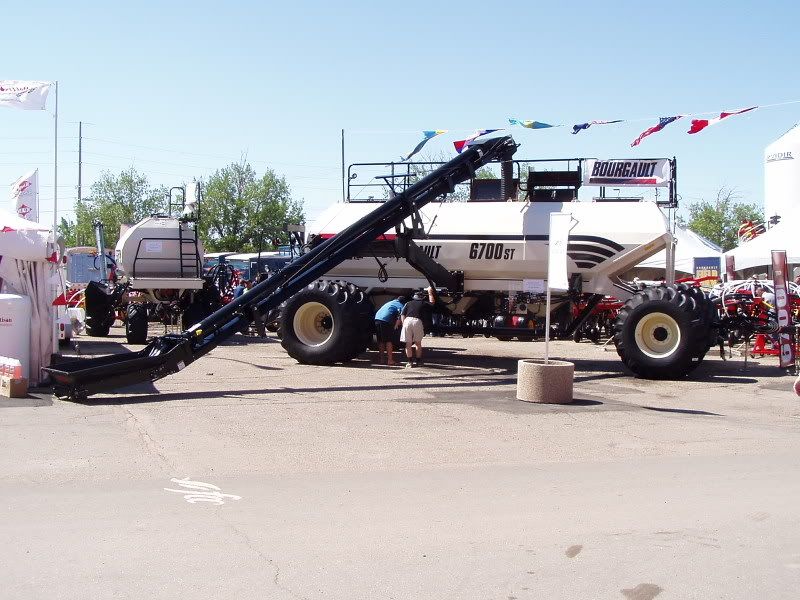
[516,359,574,404]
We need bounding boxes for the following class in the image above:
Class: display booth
[0,209,60,385]
[725,212,800,275]
[633,225,722,281]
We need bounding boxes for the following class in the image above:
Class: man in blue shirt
[233,279,248,299]
[374,296,406,366]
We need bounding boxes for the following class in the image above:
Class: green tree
[684,187,763,251]
[58,216,77,247]
[65,168,167,248]
[200,160,304,252]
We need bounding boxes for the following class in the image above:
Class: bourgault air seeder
[47,135,723,400]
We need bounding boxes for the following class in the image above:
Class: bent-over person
[400,286,436,368]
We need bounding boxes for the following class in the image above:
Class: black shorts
[375,319,400,344]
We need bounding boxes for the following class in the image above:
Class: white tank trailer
[275,153,718,379]
[83,183,221,344]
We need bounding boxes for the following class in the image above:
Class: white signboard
[583,158,672,187]
[548,213,572,291]
[523,278,545,294]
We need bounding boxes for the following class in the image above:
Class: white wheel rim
[293,302,334,347]
[634,312,681,359]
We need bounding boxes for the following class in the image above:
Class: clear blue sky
[1,0,798,227]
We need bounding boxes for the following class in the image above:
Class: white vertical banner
[547,212,572,291]
[11,169,39,222]
[544,212,576,364]
[771,250,795,370]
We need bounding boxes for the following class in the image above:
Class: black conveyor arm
[44,135,517,399]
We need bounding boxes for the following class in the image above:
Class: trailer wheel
[614,285,713,379]
[84,281,116,337]
[126,303,148,344]
[265,308,281,333]
[279,280,372,364]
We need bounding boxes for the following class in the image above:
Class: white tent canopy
[637,226,721,273]
[0,209,58,384]
[725,212,800,271]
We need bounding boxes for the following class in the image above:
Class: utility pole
[341,128,345,203]
[77,121,82,202]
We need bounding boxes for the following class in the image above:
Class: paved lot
[2,327,800,599]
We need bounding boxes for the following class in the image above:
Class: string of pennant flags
[400,102,792,161]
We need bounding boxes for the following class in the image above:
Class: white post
[51,81,59,356]
[53,81,58,231]
[544,287,552,364]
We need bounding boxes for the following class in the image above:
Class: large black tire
[279,280,373,365]
[84,281,115,337]
[125,303,149,344]
[614,285,714,379]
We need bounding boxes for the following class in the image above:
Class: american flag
[631,116,682,147]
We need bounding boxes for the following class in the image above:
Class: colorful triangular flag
[688,107,757,134]
[402,130,447,161]
[508,118,554,129]
[453,129,499,153]
[572,119,624,134]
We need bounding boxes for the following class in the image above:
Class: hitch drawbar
[44,135,518,399]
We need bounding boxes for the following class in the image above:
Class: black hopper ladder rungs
[178,225,199,278]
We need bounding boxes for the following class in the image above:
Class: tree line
[681,187,762,252]
[59,160,304,252]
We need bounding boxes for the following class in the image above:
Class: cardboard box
[0,376,28,398]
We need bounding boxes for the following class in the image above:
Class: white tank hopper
[764,123,800,222]
[0,294,31,380]
[310,200,671,296]
[115,215,205,290]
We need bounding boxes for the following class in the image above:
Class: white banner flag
[548,212,572,291]
[11,169,39,222]
[0,80,51,110]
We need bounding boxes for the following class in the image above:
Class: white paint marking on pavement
[164,477,242,505]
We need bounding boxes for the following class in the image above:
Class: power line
[83,136,340,171]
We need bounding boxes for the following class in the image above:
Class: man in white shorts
[400,286,436,368]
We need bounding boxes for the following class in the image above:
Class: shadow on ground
[54,332,786,409]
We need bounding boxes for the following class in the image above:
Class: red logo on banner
[12,179,31,199]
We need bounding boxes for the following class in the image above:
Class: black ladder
[178,224,200,278]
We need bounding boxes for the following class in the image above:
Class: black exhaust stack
[500,157,514,201]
